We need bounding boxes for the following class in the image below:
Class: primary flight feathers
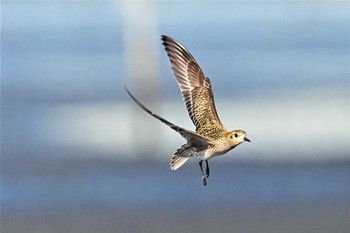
[161,35,223,130]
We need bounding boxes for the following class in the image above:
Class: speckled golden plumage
[126,35,250,186]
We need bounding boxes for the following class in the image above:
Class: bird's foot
[202,176,207,186]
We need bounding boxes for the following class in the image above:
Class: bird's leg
[205,160,210,178]
[199,160,207,186]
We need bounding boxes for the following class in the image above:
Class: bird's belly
[202,150,222,160]
[202,146,233,160]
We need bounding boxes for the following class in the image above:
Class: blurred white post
[120,1,161,159]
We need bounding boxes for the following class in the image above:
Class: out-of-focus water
[2,158,349,211]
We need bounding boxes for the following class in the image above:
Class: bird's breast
[203,141,233,160]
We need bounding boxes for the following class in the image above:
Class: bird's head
[227,130,251,148]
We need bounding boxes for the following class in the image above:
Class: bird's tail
[170,154,189,170]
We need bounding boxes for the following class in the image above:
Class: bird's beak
[244,137,251,142]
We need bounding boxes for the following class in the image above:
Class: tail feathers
[170,155,189,170]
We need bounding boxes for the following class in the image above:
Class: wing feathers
[161,35,223,130]
[125,88,210,147]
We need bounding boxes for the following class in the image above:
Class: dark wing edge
[124,87,211,146]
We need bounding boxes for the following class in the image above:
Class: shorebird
[125,35,250,186]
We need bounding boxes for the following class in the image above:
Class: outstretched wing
[125,87,211,147]
[161,35,223,130]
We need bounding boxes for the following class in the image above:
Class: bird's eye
[234,133,239,138]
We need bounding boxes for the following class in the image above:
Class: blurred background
[1,1,349,233]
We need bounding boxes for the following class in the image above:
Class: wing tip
[161,35,183,50]
[161,34,172,42]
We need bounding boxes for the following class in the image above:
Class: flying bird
[125,35,250,186]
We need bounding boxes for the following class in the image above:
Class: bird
[125,35,250,186]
